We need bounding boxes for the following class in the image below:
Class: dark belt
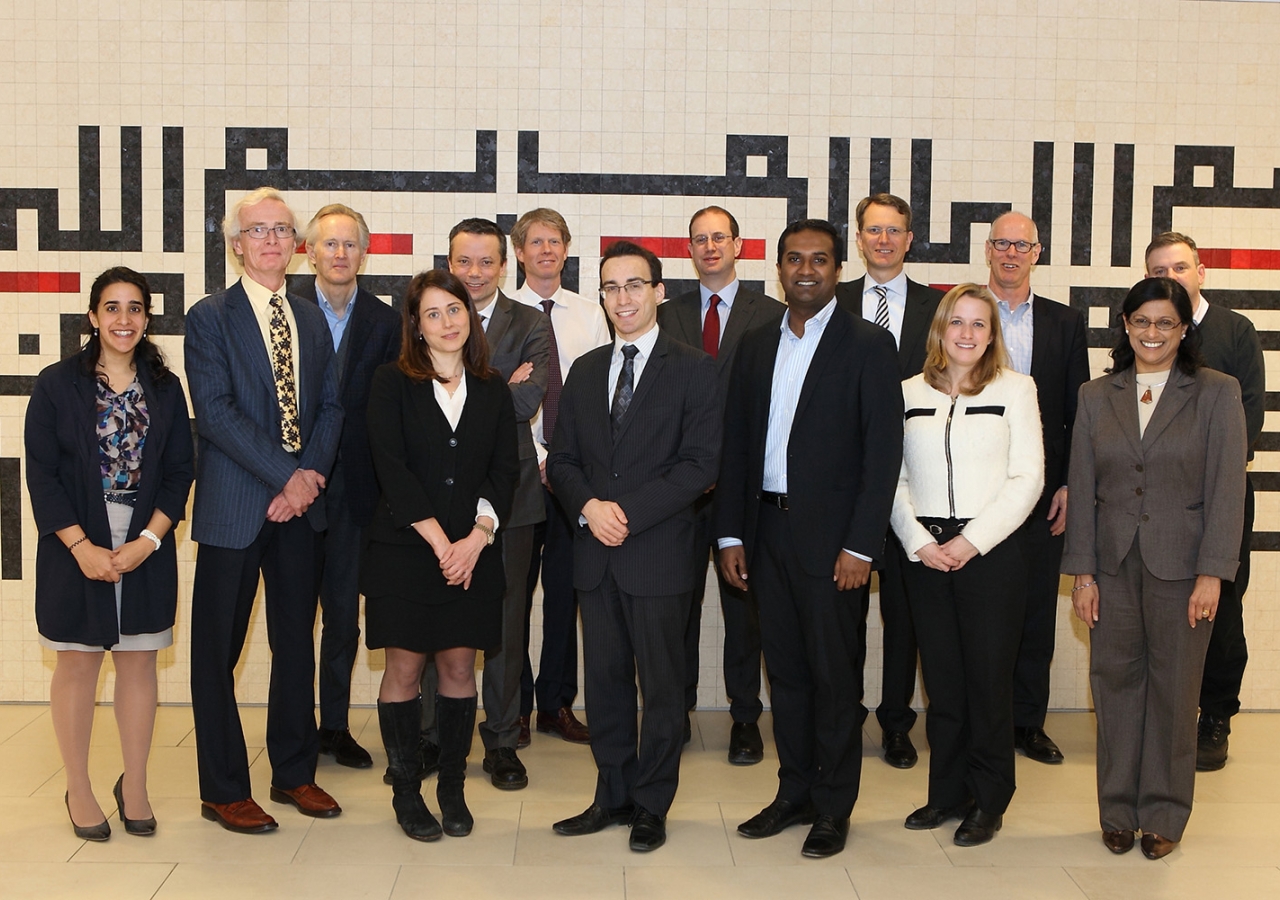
[104,490,138,507]
[760,491,789,510]
[917,516,969,540]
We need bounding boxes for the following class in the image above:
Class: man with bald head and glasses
[983,210,1090,767]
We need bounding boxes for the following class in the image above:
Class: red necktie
[702,294,721,359]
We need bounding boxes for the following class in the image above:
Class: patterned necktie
[269,293,302,452]
[702,294,721,359]
[610,344,639,440]
[540,298,563,443]
[873,284,891,331]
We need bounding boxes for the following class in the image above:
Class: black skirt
[365,591,501,654]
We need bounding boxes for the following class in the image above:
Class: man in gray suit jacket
[657,205,783,764]
[186,187,344,833]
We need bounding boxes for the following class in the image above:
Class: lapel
[70,363,101,478]
[792,305,848,427]
[718,290,755,373]
[408,372,451,438]
[1030,295,1052,379]
[1141,366,1195,450]
[134,365,167,495]
[484,292,514,354]
[227,282,277,393]
[612,331,668,444]
[1105,369,1144,458]
[669,294,702,347]
[900,278,935,367]
[342,287,375,392]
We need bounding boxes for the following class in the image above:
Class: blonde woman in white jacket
[890,284,1044,847]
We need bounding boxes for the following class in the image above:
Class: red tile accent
[0,271,81,292]
[601,237,767,260]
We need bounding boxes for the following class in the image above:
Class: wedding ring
[1201,609,1210,618]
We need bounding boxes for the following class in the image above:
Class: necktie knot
[872,284,890,331]
[541,298,554,316]
[621,343,639,360]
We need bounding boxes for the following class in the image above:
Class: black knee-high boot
[435,693,476,837]
[378,697,442,841]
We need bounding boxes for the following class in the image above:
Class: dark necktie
[610,344,639,440]
[873,284,891,331]
[269,293,301,452]
[702,294,721,359]
[540,298,563,443]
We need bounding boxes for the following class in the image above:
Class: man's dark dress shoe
[882,730,918,768]
[953,808,1002,846]
[737,799,817,838]
[904,802,972,830]
[1196,714,1229,771]
[65,792,110,841]
[536,707,591,744]
[113,774,156,836]
[482,747,529,790]
[629,808,667,852]
[801,815,849,858]
[728,721,764,765]
[552,802,635,836]
[201,798,278,834]
[319,728,374,768]
[1103,829,1135,854]
[1141,832,1177,860]
[1014,726,1064,764]
[269,783,342,818]
[517,715,532,749]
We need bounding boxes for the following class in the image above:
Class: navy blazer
[25,354,194,645]
[547,330,721,596]
[300,280,402,527]
[184,280,344,549]
[835,275,944,379]
[717,307,904,576]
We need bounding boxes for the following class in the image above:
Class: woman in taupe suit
[1062,277,1247,860]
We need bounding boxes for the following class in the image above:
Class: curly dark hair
[80,267,173,385]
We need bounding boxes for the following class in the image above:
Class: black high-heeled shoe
[113,774,157,836]
[64,791,110,841]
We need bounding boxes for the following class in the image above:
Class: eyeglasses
[1128,315,1183,332]
[240,224,296,241]
[599,280,656,301]
[988,238,1039,254]
[691,233,733,247]
[861,226,907,238]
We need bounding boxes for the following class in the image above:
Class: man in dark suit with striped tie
[547,241,720,852]
[657,205,784,762]
[186,187,344,833]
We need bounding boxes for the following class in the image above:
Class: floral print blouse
[96,378,149,491]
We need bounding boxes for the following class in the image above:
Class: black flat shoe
[629,808,667,852]
[881,730,918,769]
[1014,726,1064,764]
[801,815,849,858]
[737,798,817,838]
[113,774,157,836]
[65,791,110,842]
[904,801,973,830]
[552,802,635,836]
[953,808,1002,846]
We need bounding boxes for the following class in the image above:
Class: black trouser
[1012,499,1067,730]
[873,533,919,733]
[1199,473,1254,721]
[316,468,361,731]
[520,486,581,717]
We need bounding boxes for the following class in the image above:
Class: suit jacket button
[445,477,454,486]
[612,473,619,479]
[1140,513,1149,523]
[449,438,458,447]
[1135,487,1143,496]
[1135,464,1144,473]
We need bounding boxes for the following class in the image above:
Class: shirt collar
[516,283,563,308]
[315,283,357,318]
[700,278,740,309]
[1193,293,1209,325]
[240,274,286,311]
[996,292,1035,319]
[780,297,837,339]
[863,271,908,298]
[614,322,661,359]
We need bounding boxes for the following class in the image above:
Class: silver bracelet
[1071,580,1097,593]
[140,529,163,551]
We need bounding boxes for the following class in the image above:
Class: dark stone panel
[0,457,20,580]
[1071,143,1095,266]
[1031,141,1054,266]
[18,334,39,355]
[869,137,892,197]
[827,137,851,251]
[1111,144,1135,267]
[163,126,184,253]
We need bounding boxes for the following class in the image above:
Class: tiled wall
[2,0,1279,710]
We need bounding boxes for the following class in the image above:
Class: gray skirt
[38,498,174,653]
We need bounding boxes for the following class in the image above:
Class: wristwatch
[472,522,495,545]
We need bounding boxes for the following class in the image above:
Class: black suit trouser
[1012,500,1067,729]
[874,533,919,732]
[316,467,361,730]
[191,518,321,803]
[580,571,690,816]
[683,498,764,722]
[753,503,866,820]
[903,532,1026,814]
[1200,473,1254,721]
[520,485,581,716]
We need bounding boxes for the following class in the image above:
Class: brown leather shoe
[269,783,342,818]
[517,715,532,749]
[1140,832,1177,860]
[200,799,278,834]
[1102,829,1135,854]
[536,707,590,744]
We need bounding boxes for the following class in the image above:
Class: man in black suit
[657,205,784,764]
[418,218,549,791]
[985,211,1090,765]
[547,241,720,853]
[833,193,944,769]
[718,219,903,859]
[1145,231,1265,771]
[302,204,401,770]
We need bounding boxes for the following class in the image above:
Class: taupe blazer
[1062,365,1247,582]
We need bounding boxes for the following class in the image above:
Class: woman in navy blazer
[25,267,194,841]
[363,269,517,842]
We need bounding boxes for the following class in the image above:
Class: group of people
[25,187,1261,863]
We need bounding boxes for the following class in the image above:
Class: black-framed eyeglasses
[988,238,1039,253]
[600,280,656,301]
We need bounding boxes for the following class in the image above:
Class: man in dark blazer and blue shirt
[301,204,401,769]
[185,187,344,833]
[985,211,1090,766]
[718,219,904,859]
[834,193,944,770]
[548,240,720,853]
[657,205,784,764]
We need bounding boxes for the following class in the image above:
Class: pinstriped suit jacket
[185,279,344,549]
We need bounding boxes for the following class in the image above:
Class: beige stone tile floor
[1,706,1278,898]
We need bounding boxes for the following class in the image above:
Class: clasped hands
[916,535,979,572]
[71,537,156,582]
[267,469,326,522]
[582,498,628,547]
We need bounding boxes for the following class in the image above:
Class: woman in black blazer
[364,269,517,841]
[25,267,194,841]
